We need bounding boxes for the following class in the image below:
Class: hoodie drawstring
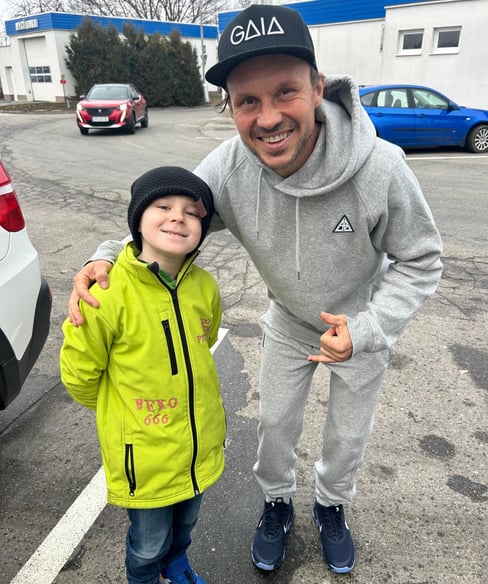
[255,167,301,280]
[255,167,263,239]
[295,198,301,280]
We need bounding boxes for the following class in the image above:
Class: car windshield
[87,86,130,100]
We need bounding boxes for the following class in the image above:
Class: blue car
[359,84,488,153]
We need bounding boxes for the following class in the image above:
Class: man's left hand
[307,312,353,363]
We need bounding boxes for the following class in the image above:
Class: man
[69,4,443,575]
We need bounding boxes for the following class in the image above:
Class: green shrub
[65,18,204,106]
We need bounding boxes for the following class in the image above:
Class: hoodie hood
[195,72,442,341]
[245,75,377,277]
[250,75,377,199]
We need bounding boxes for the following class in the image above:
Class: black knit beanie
[128,166,214,252]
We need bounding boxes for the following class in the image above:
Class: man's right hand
[68,260,113,326]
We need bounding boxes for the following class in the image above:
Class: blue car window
[412,89,449,109]
[359,91,376,107]
[377,90,394,107]
[390,89,408,108]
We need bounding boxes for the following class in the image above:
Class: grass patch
[0,101,73,113]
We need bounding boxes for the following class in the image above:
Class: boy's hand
[68,260,113,326]
[307,312,353,363]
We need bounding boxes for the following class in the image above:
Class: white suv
[0,160,51,410]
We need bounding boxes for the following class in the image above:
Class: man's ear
[226,95,234,118]
[319,73,326,100]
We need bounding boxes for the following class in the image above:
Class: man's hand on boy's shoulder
[68,260,113,326]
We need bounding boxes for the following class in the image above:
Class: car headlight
[76,103,85,112]
[117,103,128,111]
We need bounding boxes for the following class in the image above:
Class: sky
[0,0,13,23]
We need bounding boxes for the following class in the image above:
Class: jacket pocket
[125,443,137,497]
[162,319,178,375]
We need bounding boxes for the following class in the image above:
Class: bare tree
[7,0,245,23]
[8,0,72,16]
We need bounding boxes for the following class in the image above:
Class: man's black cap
[205,4,317,88]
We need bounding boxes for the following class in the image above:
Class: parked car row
[359,84,488,153]
[76,83,148,135]
[0,161,51,410]
[74,80,488,154]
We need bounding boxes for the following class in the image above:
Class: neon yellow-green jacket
[60,243,225,509]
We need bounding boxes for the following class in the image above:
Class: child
[60,167,226,584]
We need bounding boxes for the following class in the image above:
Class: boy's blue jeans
[125,494,203,584]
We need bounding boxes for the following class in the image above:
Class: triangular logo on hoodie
[333,215,354,233]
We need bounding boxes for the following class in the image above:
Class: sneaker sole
[329,563,355,574]
[251,516,294,572]
[251,555,284,571]
[312,509,355,574]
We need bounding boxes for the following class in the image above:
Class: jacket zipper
[169,287,200,495]
[150,265,200,496]
[162,319,178,375]
[125,443,136,496]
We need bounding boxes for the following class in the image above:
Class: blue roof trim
[5,12,217,39]
[218,0,438,30]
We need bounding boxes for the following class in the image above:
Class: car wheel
[127,112,136,134]
[141,109,149,128]
[466,124,488,153]
[79,126,89,135]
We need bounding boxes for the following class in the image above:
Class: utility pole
[200,4,209,103]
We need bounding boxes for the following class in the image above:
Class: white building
[219,0,488,108]
[1,0,487,108]
[0,12,218,102]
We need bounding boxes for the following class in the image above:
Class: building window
[432,27,461,54]
[398,30,423,55]
[29,66,52,83]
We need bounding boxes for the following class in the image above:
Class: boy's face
[139,195,203,259]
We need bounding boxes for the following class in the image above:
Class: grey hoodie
[93,75,442,357]
[194,75,443,356]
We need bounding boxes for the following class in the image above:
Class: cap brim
[205,47,317,88]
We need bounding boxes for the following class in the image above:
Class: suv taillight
[0,162,25,232]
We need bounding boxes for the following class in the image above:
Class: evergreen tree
[65,19,108,96]
[65,20,130,95]
[137,33,173,107]
[65,19,205,107]
[168,29,203,107]
[102,25,132,84]
[122,23,147,85]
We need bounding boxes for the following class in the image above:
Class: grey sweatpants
[253,306,391,507]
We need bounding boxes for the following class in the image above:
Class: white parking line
[10,467,107,583]
[10,328,229,584]
[407,154,488,160]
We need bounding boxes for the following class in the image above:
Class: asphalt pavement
[0,106,486,584]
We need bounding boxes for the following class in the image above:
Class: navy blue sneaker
[251,498,294,571]
[313,501,355,573]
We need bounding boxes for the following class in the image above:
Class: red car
[76,83,148,135]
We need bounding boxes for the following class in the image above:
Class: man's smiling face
[226,54,324,177]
